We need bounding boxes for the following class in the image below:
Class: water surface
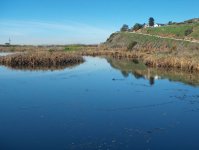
[0,57,199,150]
[0,52,16,56]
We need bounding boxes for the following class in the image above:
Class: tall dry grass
[0,51,84,70]
[76,49,199,72]
[1,45,199,72]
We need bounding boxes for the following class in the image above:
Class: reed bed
[143,55,199,72]
[77,49,199,72]
[0,47,199,72]
[0,51,84,70]
[107,56,199,86]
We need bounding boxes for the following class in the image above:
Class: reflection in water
[0,52,16,56]
[106,57,199,86]
[0,56,199,150]
[149,77,155,85]
[2,63,83,71]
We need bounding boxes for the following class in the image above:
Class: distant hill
[184,18,199,24]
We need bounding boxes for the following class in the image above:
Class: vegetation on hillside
[106,32,199,52]
[120,24,129,32]
[149,17,155,27]
[119,17,199,41]
[104,32,199,72]
[120,17,156,32]
[141,22,199,40]
[132,23,143,31]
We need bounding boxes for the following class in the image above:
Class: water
[0,52,15,56]
[0,56,199,150]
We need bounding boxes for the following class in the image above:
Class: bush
[120,24,129,32]
[184,28,193,36]
[106,33,117,42]
[10,47,16,52]
[64,45,81,51]
[132,23,143,31]
[49,49,54,53]
[127,41,138,51]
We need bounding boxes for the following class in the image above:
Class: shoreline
[0,46,199,72]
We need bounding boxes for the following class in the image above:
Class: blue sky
[0,0,199,45]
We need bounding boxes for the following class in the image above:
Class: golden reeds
[76,49,199,72]
[0,51,84,70]
[1,46,199,72]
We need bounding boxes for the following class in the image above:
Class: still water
[0,52,16,56]
[0,56,199,150]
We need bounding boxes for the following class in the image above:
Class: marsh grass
[0,51,84,70]
[1,44,199,72]
[107,57,199,86]
[76,49,199,72]
[64,45,82,52]
[0,45,98,53]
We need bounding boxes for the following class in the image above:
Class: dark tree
[149,17,155,27]
[168,21,173,25]
[132,23,143,31]
[120,24,129,32]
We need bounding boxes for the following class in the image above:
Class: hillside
[139,19,199,41]
[105,18,199,51]
[104,26,199,72]
[105,32,199,54]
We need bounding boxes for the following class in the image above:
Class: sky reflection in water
[0,57,199,150]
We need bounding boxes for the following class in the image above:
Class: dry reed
[0,51,84,70]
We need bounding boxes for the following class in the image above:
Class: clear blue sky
[0,0,198,45]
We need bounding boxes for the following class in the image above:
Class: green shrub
[64,45,81,51]
[120,24,129,32]
[132,23,143,31]
[184,28,193,36]
[49,49,54,53]
[10,47,16,52]
[127,41,138,51]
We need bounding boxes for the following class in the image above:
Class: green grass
[105,32,199,57]
[119,32,185,47]
[190,24,199,39]
[141,23,199,40]
[64,45,82,52]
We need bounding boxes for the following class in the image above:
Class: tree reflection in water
[106,57,199,87]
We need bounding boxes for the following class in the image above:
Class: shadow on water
[1,63,83,71]
[106,57,199,87]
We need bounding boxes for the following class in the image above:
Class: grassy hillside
[104,32,199,71]
[105,32,199,54]
[140,21,199,40]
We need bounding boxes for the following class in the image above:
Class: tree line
[120,17,155,32]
